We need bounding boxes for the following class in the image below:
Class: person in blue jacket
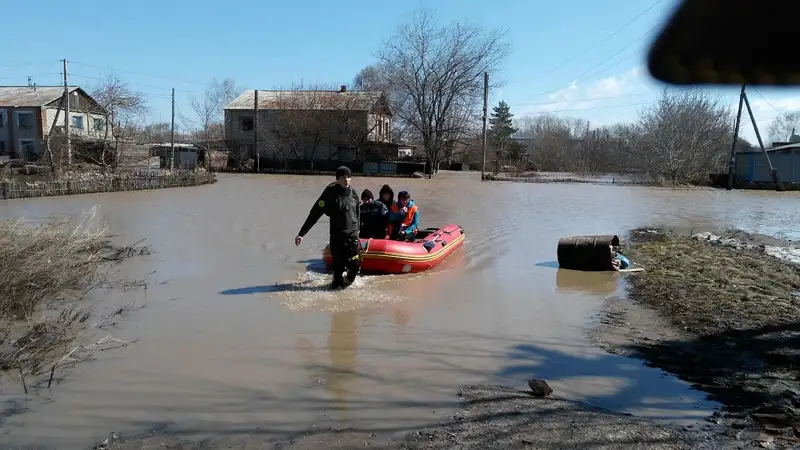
[388,190,419,240]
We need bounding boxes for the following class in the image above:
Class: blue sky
[3,0,798,142]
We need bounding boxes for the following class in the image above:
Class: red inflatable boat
[322,224,466,274]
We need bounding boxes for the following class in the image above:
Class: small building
[734,143,800,187]
[0,85,109,161]
[150,143,201,169]
[223,86,392,165]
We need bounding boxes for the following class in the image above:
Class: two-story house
[0,85,109,161]
[223,86,393,163]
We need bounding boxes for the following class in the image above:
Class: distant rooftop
[0,85,82,107]
[225,89,385,112]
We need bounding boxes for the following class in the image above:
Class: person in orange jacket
[388,190,419,240]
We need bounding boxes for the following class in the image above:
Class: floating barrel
[556,235,620,271]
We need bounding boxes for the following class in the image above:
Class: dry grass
[0,206,143,391]
[0,206,110,319]
[624,229,800,334]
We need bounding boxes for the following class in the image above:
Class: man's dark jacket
[359,201,388,239]
[297,182,360,240]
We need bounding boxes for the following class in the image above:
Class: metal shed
[734,144,800,185]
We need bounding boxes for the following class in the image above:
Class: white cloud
[515,65,645,117]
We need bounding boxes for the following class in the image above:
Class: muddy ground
[591,227,800,448]
[96,385,745,450]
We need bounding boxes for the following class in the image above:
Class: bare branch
[375,8,510,176]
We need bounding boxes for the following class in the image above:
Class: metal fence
[0,171,217,200]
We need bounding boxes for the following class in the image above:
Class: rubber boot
[331,273,346,290]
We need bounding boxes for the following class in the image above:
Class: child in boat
[388,190,420,241]
[378,184,394,210]
[359,189,389,239]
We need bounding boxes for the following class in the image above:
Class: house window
[0,140,6,155]
[16,111,34,130]
[19,139,36,159]
[71,115,84,129]
[93,117,106,131]
[240,117,254,131]
[0,109,6,128]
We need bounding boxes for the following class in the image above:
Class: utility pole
[253,89,259,172]
[170,88,175,170]
[481,72,489,180]
[62,59,71,165]
[742,90,784,191]
[727,84,746,190]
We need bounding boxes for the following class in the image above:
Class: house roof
[738,143,800,154]
[225,89,385,112]
[0,86,83,107]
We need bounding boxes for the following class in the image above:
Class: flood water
[2,171,800,449]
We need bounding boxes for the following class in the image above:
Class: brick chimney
[340,85,347,93]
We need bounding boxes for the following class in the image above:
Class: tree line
[466,89,743,185]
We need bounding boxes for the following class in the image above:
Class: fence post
[0,181,6,200]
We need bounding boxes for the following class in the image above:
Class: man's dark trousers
[330,236,361,287]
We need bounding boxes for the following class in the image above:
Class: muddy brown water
[2,171,800,449]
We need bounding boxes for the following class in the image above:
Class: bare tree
[636,88,732,184]
[251,85,389,171]
[353,66,385,91]
[766,111,800,145]
[376,8,509,177]
[90,74,149,169]
[256,85,335,170]
[180,78,240,168]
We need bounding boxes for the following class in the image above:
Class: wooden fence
[0,171,217,200]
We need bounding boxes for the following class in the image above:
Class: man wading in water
[295,166,362,289]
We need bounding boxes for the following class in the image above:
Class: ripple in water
[275,268,407,313]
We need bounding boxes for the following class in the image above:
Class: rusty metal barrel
[556,235,620,271]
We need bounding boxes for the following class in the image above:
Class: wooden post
[727,84,745,190]
[170,88,175,170]
[481,72,489,180]
[62,59,71,166]
[253,90,259,172]
[743,91,785,191]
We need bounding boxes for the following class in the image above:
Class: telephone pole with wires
[727,85,784,191]
[62,59,71,165]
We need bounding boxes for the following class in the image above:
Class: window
[0,109,6,129]
[240,117,254,131]
[0,140,6,155]
[93,117,106,131]
[71,115,84,129]
[19,139,36,159]
[16,111,34,130]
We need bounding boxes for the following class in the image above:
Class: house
[223,86,393,164]
[0,85,109,161]
[734,143,800,186]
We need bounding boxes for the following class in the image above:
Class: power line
[68,60,211,88]
[752,87,785,116]
[0,72,62,82]
[520,91,648,108]
[69,73,201,97]
[539,0,666,76]
[518,26,657,104]
[533,100,653,114]
[0,60,59,68]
